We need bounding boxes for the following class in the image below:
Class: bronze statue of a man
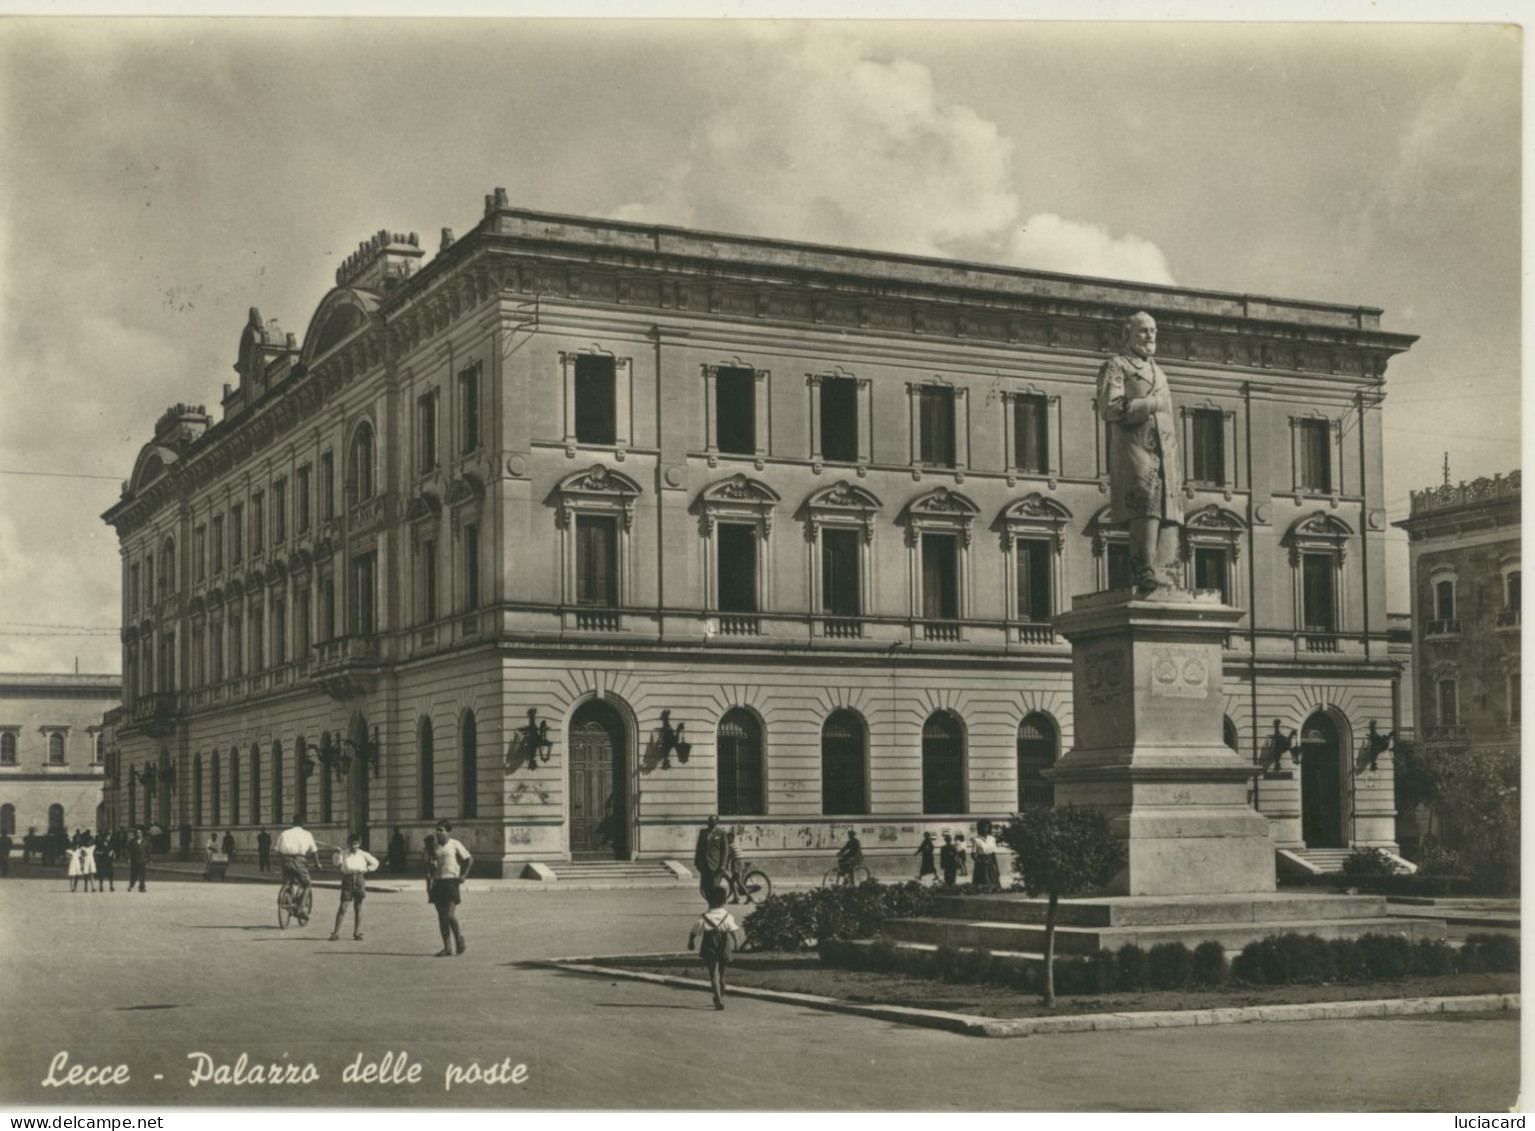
[1097,311,1183,591]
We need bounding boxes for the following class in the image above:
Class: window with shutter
[1014,395,1049,475]
[575,355,617,445]
[919,386,956,467]
[576,515,618,607]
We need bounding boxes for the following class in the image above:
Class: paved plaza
[0,869,1519,1111]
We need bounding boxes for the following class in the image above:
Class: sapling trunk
[1043,889,1058,1007]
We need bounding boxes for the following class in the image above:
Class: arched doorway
[922,711,965,815]
[568,699,627,860]
[821,709,868,816]
[348,715,371,848]
[1017,712,1058,808]
[1300,711,1345,848]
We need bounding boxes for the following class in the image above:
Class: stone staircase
[881,891,1447,957]
[542,859,689,886]
[1277,847,1418,877]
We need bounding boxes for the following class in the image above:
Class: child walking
[688,885,743,1011]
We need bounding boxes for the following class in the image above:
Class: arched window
[1434,578,1456,622]
[821,710,868,815]
[211,752,222,825]
[249,744,261,827]
[271,741,284,825]
[717,709,764,816]
[0,804,13,836]
[1223,716,1240,752]
[229,746,241,825]
[294,737,308,823]
[922,711,965,815]
[162,536,176,592]
[193,754,203,826]
[418,717,435,820]
[127,773,137,826]
[0,733,15,765]
[1017,712,1058,808]
[460,711,477,819]
[48,802,65,835]
[47,733,65,765]
[349,421,375,503]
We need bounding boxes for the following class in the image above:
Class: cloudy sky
[0,17,1520,674]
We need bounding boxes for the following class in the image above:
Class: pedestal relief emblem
[1149,646,1210,699]
[1083,646,1126,706]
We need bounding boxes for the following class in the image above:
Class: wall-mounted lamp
[1262,719,1298,770]
[518,709,554,770]
[1361,719,1394,773]
[297,741,316,782]
[658,709,691,769]
[341,725,383,777]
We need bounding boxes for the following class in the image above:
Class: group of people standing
[914,820,1003,887]
[58,827,152,892]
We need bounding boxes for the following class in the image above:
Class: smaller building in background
[1394,470,1520,766]
[0,673,121,844]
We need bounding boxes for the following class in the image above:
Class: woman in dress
[67,844,83,892]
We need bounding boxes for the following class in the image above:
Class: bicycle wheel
[852,865,871,885]
[296,885,313,926]
[277,884,293,930]
[822,867,842,888]
[741,868,772,904]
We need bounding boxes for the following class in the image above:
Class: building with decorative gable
[103,193,1417,875]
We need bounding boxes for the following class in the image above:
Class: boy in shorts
[330,833,380,942]
[687,884,743,1011]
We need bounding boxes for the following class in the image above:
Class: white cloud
[613,27,1173,284]
[1007,213,1176,286]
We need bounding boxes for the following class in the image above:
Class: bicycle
[730,859,772,904]
[822,863,871,888]
[277,873,313,929]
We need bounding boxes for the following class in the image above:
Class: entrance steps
[881,891,1447,955]
[544,859,690,885]
[1279,848,1419,876]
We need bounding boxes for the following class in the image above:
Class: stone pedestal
[1048,589,1274,897]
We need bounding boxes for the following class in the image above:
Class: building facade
[104,195,1417,875]
[1395,472,1520,761]
[0,673,119,845]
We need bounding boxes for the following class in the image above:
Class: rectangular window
[229,615,243,678]
[322,577,336,641]
[1191,409,1225,485]
[1299,419,1331,492]
[192,625,205,687]
[351,552,378,636]
[273,597,286,665]
[297,466,311,534]
[574,355,617,445]
[418,392,438,472]
[321,452,335,520]
[130,564,140,614]
[1107,543,1133,591]
[458,366,480,454]
[212,622,224,683]
[1014,395,1049,475]
[1508,571,1522,613]
[159,632,175,690]
[230,505,244,563]
[422,539,439,622]
[296,590,311,659]
[272,479,287,544]
[1434,580,1456,621]
[464,525,481,612]
[1302,552,1336,632]
[575,516,617,607]
[194,526,207,582]
[821,529,861,617]
[717,524,758,613]
[252,492,265,553]
[820,377,858,464]
[212,516,224,573]
[251,607,264,671]
[1439,680,1459,726]
[1194,547,1230,603]
[921,533,960,620]
[715,367,756,455]
[918,386,956,467]
[1016,538,1052,622]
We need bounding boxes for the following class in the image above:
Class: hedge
[817,931,1493,994]
[742,879,940,952]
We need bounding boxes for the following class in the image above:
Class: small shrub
[931,944,962,981]
[1329,937,1368,982]
[1083,948,1118,995]
[1116,943,1148,991]
[954,946,993,983]
[1356,933,1415,980]
[1146,942,1194,990]
[1053,956,1092,995]
[1342,848,1397,878]
[1414,938,1458,977]
[1462,933,1520,974]
[1191,941,1228,987]
[743,878,941,952]
[867,937,902,973]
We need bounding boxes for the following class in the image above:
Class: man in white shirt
[428,820,473,957]
[274,815,319,920]
[330,833,380,942]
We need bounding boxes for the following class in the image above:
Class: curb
[534,956,1519,1038]
[143,863,707,894]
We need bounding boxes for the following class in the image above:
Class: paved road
[0,874,1518,1111]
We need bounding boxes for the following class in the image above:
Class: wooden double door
[568,701,628,860]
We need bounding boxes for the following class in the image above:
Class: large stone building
[0,673,119,845]
[1395,471,1520,761]
[103,194,1417,875]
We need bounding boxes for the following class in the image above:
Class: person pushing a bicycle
[274,814,319,916]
